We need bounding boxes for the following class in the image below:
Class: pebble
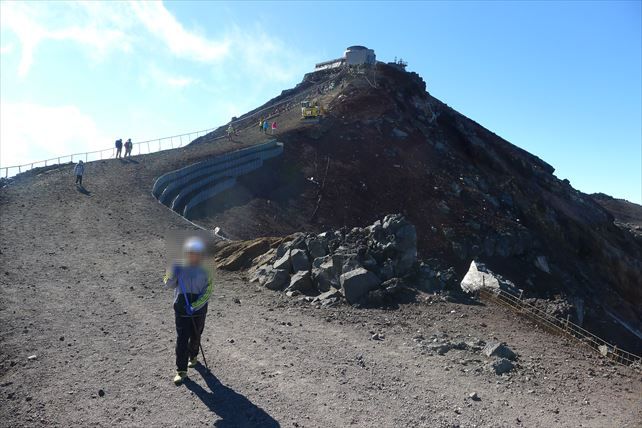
[468,392,480,401]
[98,389,105,397]
[27,355,37,360]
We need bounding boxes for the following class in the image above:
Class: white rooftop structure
[315,45,377,71]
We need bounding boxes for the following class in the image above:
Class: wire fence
[1,127,218,179]
[1,64,354,180]
[479,288,641,367]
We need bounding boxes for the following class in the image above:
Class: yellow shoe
[188,357,198,368]
[173,371,188,385]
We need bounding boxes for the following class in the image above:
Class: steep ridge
[190,64,642,354]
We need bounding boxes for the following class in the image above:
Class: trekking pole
[189,315,209,371]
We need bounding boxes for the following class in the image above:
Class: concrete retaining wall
[152,140,281,198]
[152,140,284,220]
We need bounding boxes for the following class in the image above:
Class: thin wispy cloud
[0,1,313,168]
[129,2,230,63]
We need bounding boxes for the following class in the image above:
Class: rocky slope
[189,64,641,354]
[1,65,641,427]
[591,193,642,239]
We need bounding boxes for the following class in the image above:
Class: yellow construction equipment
[301,100,323,119]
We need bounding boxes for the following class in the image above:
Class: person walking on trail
[124,139,133,157]
[163,237,213,385]
[73,160,85,186]
[227,124,235,141]
[258,118,264,132]
[271,121,277,135]
[115,139,123,158]
[262,119,269,134]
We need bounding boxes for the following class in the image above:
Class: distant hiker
[73,160,85,186]
[124,139,133,157]
[271,121,277,135]
[258,118,264,132]
[227,125,234,141]
[164,237,213,385]
[115,139,123,158]
[262,120,269,134]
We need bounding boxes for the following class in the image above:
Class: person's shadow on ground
[76,185,91,196]
[184,365,280,428]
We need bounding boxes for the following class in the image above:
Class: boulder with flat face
[273,252,292,272]
[482,342,517,361]
[290,249,311,273]
[287,270,314,294]
[340,267,381,304]
[260,268,290,291]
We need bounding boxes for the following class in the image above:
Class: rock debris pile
[249,214,442,305]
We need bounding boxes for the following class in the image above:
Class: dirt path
[1,139,640,427]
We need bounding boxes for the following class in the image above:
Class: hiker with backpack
[124,139,133,157]
[262,119,269,134]
[73,160,85,186]
[163,237,213,385]
[115,139,123,158]
[271,121,277,135]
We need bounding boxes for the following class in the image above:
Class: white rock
[460,261,500,293]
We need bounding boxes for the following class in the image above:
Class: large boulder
[460,261,500,293]
[261,268,290,291]
[287,270,314,294]
[460,261,516,294]
[306,236,328,259]
[290,249,311,272]
[273,252,292,272]
[340,268,381,304]
[482,342,517,360]
[311,257,338,292]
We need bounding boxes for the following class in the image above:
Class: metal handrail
[1,66,346,179]
[479,288,641,367]
[1,127,220,178]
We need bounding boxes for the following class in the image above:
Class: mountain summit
[191,60,641,353]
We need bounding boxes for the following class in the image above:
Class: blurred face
[186,251,202,266]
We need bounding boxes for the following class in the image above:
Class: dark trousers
[75,175,82,185]
[175,312,206,372]
[116,147,122,158]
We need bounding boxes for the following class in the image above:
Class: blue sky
[1,1,640,203]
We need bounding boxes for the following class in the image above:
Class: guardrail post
[4,168,7,178]
[59,157,61,164]
[138,144,141,155]
[565,315,570,332]
[180,135,183,146]
[158,139,161,151]
[171,137,173,149]
[85,153,88,162]
[45,160,47,167]
[18,166,21,173]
